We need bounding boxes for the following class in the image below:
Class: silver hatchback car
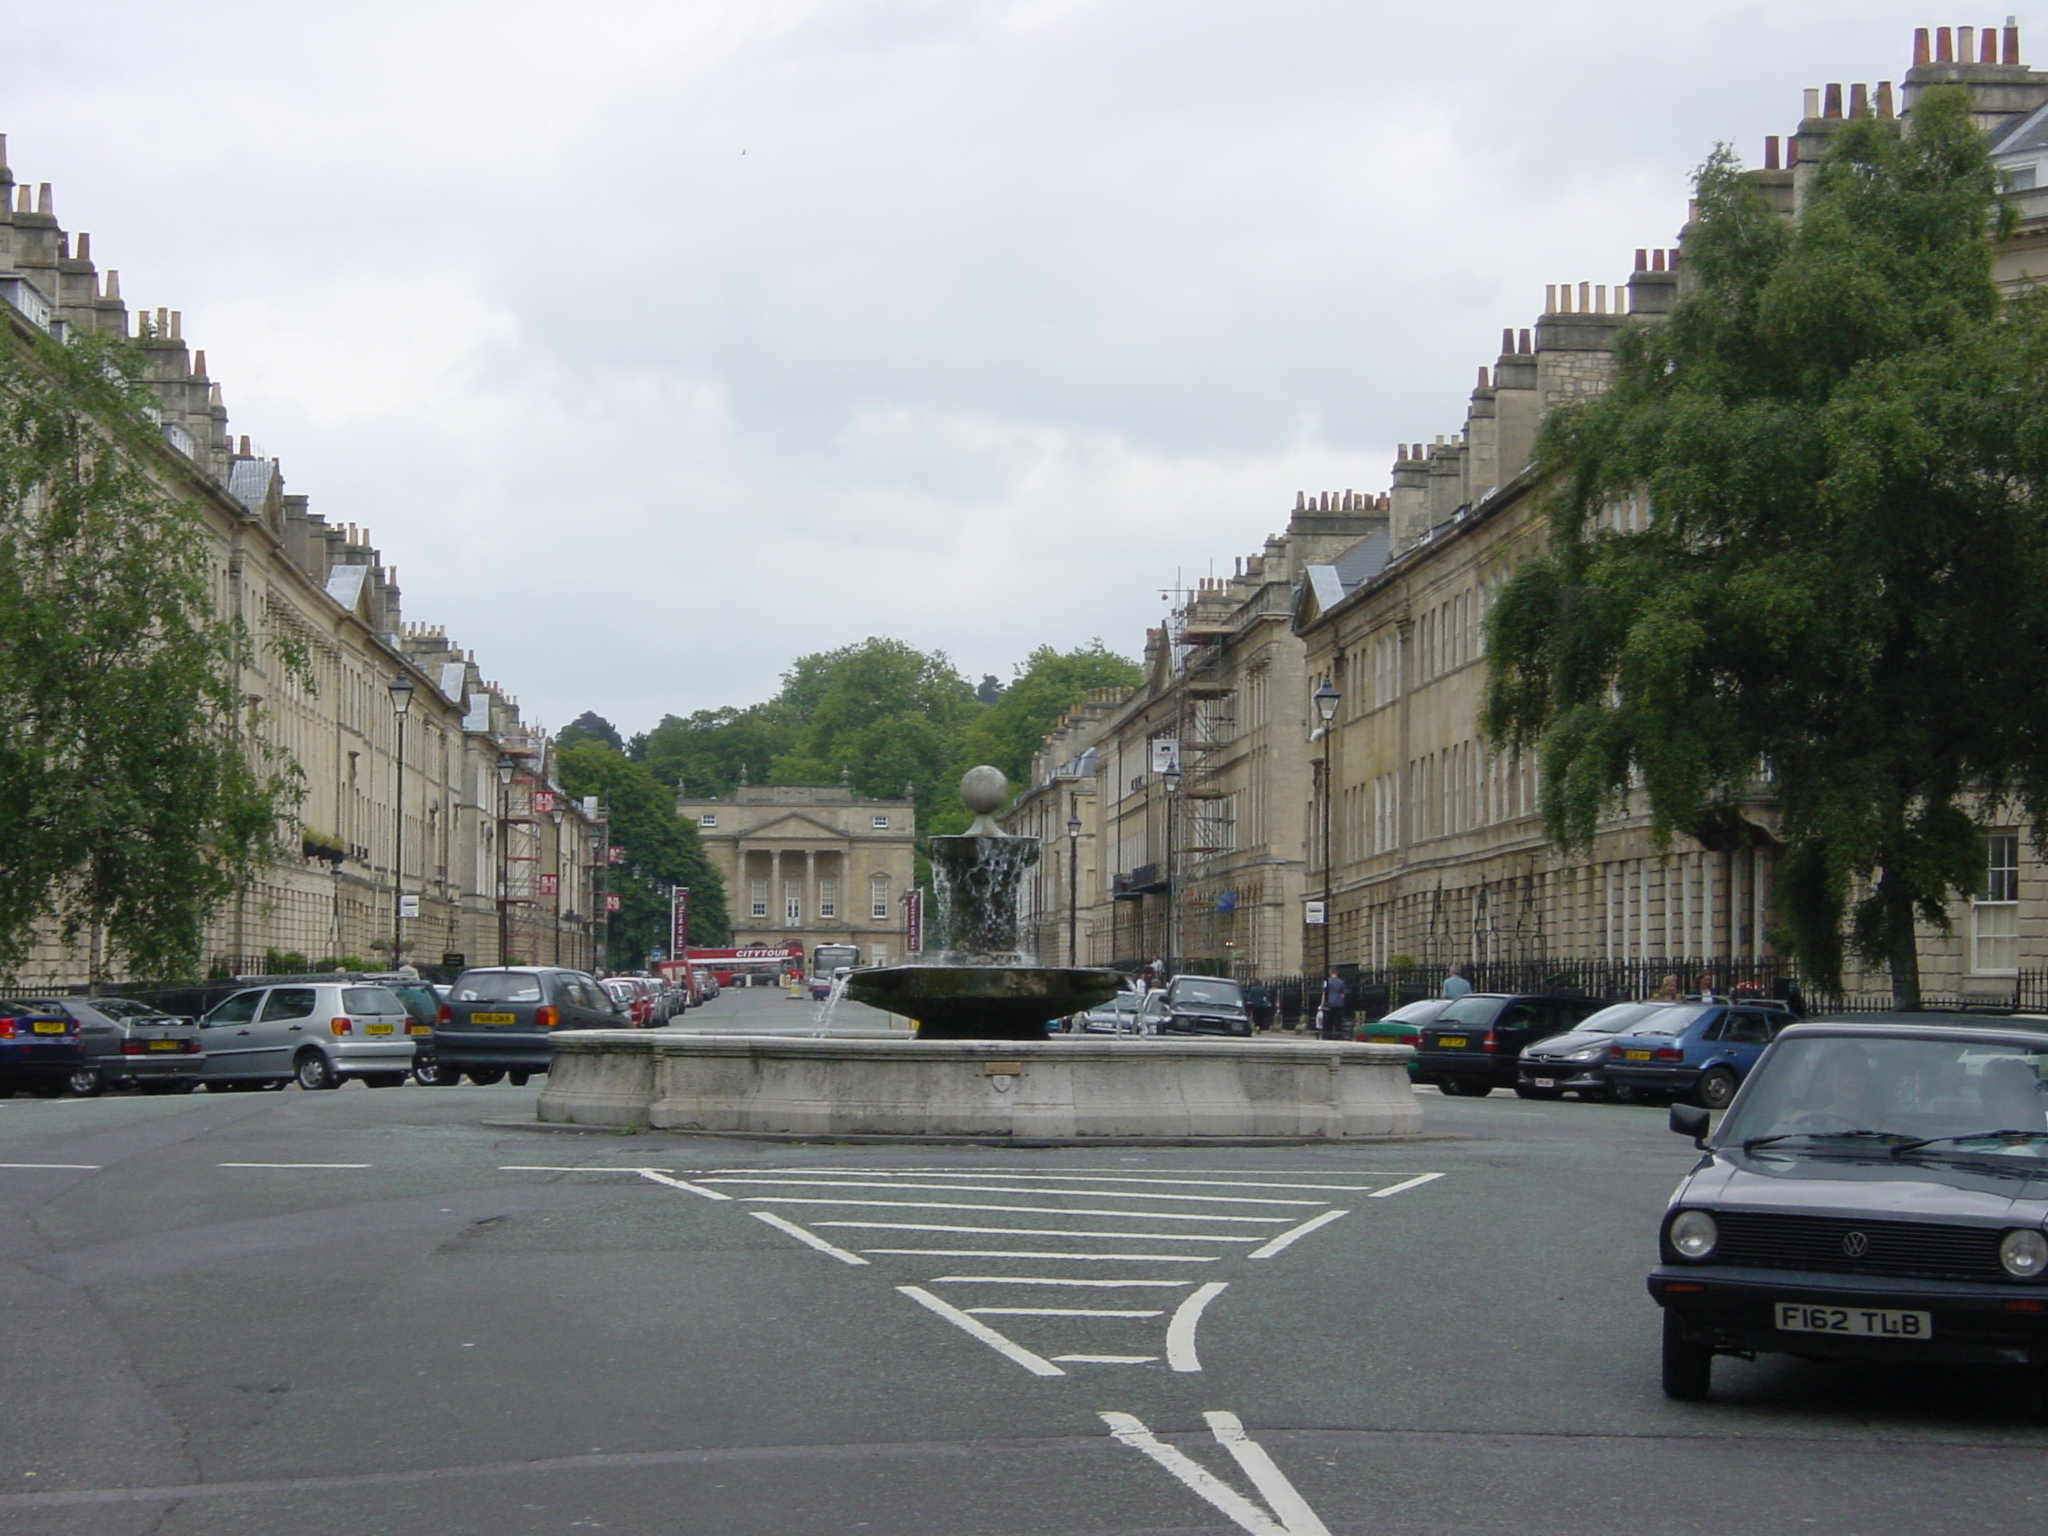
[196,982,417,1091]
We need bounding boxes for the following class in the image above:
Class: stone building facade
[1290,25,2048,1001]
[678,779,916,968]
[0,138,609,984]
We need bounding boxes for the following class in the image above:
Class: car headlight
[2000,1228,2048,1279]
[1570,1046,1607,1062]
[1668,1210,1719,1260]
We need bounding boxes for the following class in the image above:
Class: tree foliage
[555,740,728,958]
[0,329,302,982]
[558,711,623,752]
[1483,87,2048,1005]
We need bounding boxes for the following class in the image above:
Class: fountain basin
[535,1032,1422,1140]
[842,963,1127,1041]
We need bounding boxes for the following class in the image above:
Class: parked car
[34,997,203,1096]
[1413,992,1610,1096]
[1651,1018,2048,1402]
[1353,997,1455,1079]
[0,1000,85,1097]
[603,978,653,1027]
[435,967,625,1084]
[1516,999,1686,1102]
[1071,991,1144,1034]
[360,977,447,1084]
[1157,975,1253,1038]
[1604,1000,1794,1108]
[196,982,415,1091]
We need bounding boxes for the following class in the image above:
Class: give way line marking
[1102,1409,1332,1536]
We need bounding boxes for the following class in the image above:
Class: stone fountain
[536,768,1420,1140]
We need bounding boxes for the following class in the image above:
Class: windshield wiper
[1742,1129,1915,1152]
[1891,1129,2048,1154]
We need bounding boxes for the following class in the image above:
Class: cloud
[0,0,1948,734]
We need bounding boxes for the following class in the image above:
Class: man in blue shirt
[1441,963,1472,1000]
[1319,970,1349,1039]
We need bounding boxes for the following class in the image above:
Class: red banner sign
[608,845,624,865]
[533,790,558,815]
[904,887,923,955]
[538,873,559,897]
[670,886,690,955]
[605,893,621,913]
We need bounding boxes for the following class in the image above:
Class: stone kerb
[535,1032,1422,1139]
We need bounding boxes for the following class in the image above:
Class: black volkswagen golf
[1650,1018,2048,1403]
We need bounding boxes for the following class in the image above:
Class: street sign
[1304,900,1327,926]
[399,893,420,918]
[1150,737,1181,776]
[605,893,621,912]
[441,952,466,970]
[671,887,690,955]
[538,873,559,897]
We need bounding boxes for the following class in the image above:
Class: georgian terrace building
[1292,24,2048,1002]
[0,138,607,984]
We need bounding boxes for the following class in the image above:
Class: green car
[1353,998,1456,1077]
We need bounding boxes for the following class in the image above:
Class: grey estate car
[1652,1018,2048,1405]
[432,967,624,1085]
[197,982,417,1091]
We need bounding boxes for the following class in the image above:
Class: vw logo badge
[1842,1231,1870,1258]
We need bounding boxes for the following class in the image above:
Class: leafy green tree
[957,641,1140,787]
[559,711,623,752]
[556,740,728,959]
[0,330,302,983]
[633,706,800,799]
[1483,87,2048,1008]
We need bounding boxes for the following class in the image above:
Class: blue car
[0,1000,85,1097]
[1604,1000,1795,1110]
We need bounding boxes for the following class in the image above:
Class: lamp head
[388,670,416,715]
[1312,678,1340,723]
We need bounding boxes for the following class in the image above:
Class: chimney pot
[1850,83,1869,118]
[1635,247,1648,269]
[1652,248,1666,272]
[2006,19,2021,65]
[193,350,205,378]
[1937,26,1954,62]
[103,269,119,300]
[1823,83,1844,119]
[1983,26,1998,62]
[1959,26,1975,61]
[1545,283,1557,312]
[16,186,29,214]
[1787,136,1799,165]
[1764,136,1780,170]
[1500,326,1515,354]
[1476,365,1490,389]
[1518,328,1531,353]
[1876,81,1896,119]
[76,231,89,261]
[36,183,51,214]
[1915,26,1931,65]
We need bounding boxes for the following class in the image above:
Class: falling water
[927,835,1040,964]
[810,970,853,1037]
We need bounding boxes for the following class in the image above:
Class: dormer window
[872,815,890,829]
[699,813,717,828]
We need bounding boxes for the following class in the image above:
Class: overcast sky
[0,0,1960,736]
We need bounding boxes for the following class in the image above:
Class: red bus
[663,944,803,991]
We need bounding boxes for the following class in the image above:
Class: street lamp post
[386,670,415,971]
[1161,761,1182,972]
[1066,801,1083,967]
[495,757,515,963]
[549,807,565,966]
[1313,677,1341,994]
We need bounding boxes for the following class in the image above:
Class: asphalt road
[2,987,2043,1536]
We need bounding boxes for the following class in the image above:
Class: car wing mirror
[1670,1102,1711,1149]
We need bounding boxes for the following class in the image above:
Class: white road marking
[1367,1172,1445,1198]
[749,1210,869,1265]
[862,1248,1222,1262]
[702,1177,1328,1207]
[742,1196,1290,1224]
[1205,1411,1334,1536]
[217,1162,371,1169]
[634,1170,733,1201]
[500,1165,674,1173]
[817,1221,1264,1243]
[1166,1281,1230,1372]
[1247,1209,1349,1260]
[930,1276,1192,1288]
[711,1167,1390,1189]
[1101,1412,1289,1536]
[964,1307,1165,1318]
[897,1285,1065,1376]
[0,1162,100,1169]
[1053,1354,1157,1364]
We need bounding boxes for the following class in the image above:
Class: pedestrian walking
[1440,963,1472,1000]
[1318,969,1349,1040]
[1694,970,1717,1003]
[1652,973,1681,1002]
[1244,980,1275,1032]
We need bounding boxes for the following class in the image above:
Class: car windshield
[454,972,545,1003]
[1435,996,1506,1026]
[1618,1004,1712,1038]
[1169,980,1242,1007]
[343,987,404,1015]
[1572,1002,1674,1035]
[93,997,169,1020]
[1384,1000,1448,1024]
[1095,997,1138,1014]
[1720,1033,2048,1155]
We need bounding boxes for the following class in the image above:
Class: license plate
[469,1013,515,1024]
[1775,1303,1931,1339]
[1534,1077,1555,1088]
[365,1024,394,1035]
[1437,1036,1468,1049]
[30,1021,64,1034]
[1625,1049,1653,1061]
[407,1024,431,1036]
[146,1040,181,1051]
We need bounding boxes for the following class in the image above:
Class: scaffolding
[1170,588,1239,965]
[499,746,544,965]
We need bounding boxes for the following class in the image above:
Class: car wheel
[466,1067,506,1086]
[66,1067,106,1098]
[1696,1067,1739,1111]
[508,1070,531,1087]
[361,1072,407,1089]
[1513,1085,1563,1101]
[294,1052,341,1091]
[411,1058,450,1086]
[27,1079,64,1099]
[1661,1310,1714,1401]
[263,1078,291,1091]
